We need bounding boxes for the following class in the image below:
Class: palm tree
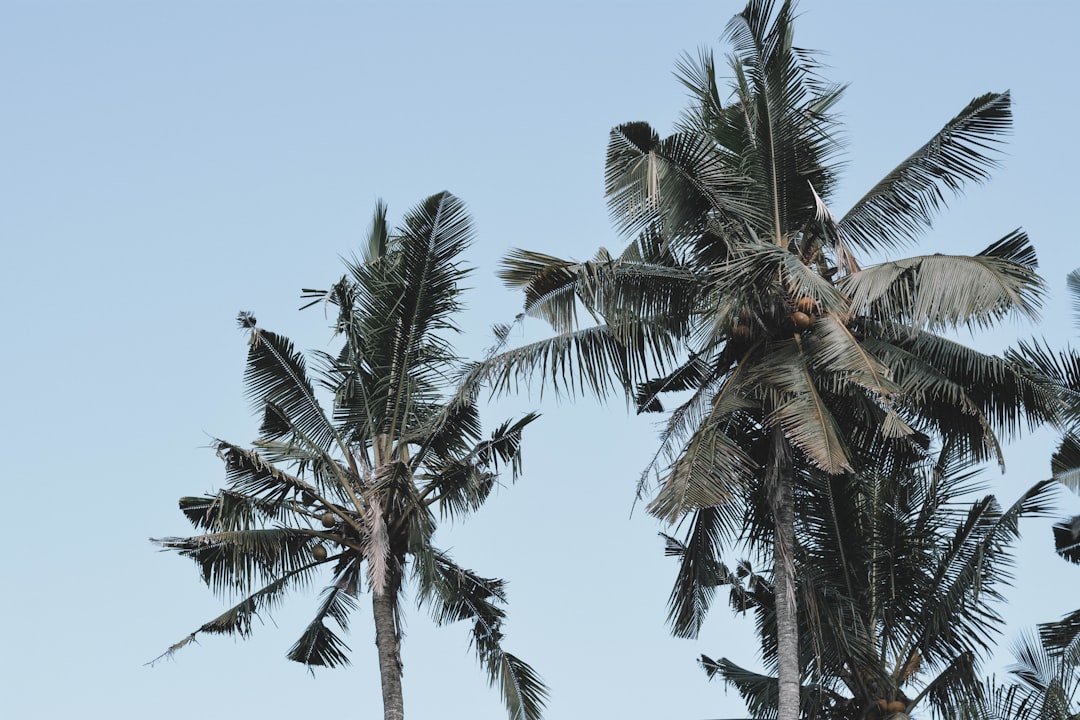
[689,448,1059,719]
[484,3,1057,718]
[152,192,547,720]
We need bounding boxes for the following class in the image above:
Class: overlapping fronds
[752,341,852,474]
[839,91,1013,252]
[605,120,751,242]
[418,412,539,520]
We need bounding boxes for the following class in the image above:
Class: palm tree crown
[485,3,1060,719]
[153,192,547,720]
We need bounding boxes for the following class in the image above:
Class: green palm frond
[178,490,283,532]
[662,506,730,639]
[1053,433,1080,493]
[1041,609,1080,654]
[484,651,548,720]
[702,656,781,720]
[839,91,1012,252]
[1002,628,1080,720]
[498,247,700,338]
[634,353,713,414]
[724,0,844,241]
[918,651,983,717]
[753,342,852,474]
[841,230,1044,332]
[238,316,346,456]
[605,120,752,242]
[417,411,538,519]
[147,562,319,666]
[413,549,548,720]
[154,527,326,595]
[909,480,1058,670]
[286,584,360,668]
[474,323,672,401]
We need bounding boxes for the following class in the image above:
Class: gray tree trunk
[769,431,800,720]
[373,571,404,720]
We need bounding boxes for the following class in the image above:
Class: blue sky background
[2,1,1077,718]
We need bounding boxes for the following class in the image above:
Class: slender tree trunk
[768,431,800,720]
[373,570,404,720]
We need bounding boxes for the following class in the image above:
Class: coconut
[320,512,336,528]
[791,311,813,331]
[312,544,328,561]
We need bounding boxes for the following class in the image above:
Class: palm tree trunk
[768,431,800,720]
[372,571,404,720]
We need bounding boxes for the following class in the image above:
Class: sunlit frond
[841,230,1044,332]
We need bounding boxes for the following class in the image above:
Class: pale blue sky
[2,1,1078,718]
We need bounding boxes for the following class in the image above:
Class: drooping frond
[839,91,1013,252]
[841,230,1044,332]
[702,655,782,720]
[754,341,852,474]
[286,584,360,669]
[413,549,548,720]
[147,564,315,666]
[154,527,326,596]
[648,417,757,522]
[1054,434,1080,496]
[662,506,730,638]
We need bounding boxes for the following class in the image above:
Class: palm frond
[647,419,757,522]
[154,527,325,596]
[475,323,673,401]
[286,584,360,668]
[147,564,313,666]
[662,506,730,638]
[413,549,547,720]
[839,91,1012,252]
[605,121,753,242]
[754,341,852,474]
[498,246,700,339]
[239,317,346,456]
[840,230,1044,332]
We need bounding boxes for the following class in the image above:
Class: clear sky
[2,1,1077,718]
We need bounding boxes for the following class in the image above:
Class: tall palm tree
[688,449,1059,719]
[484,3,1057,718]
[152,192,547,720]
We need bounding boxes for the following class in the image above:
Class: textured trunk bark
[373,572,404,720]
[769,431,800,720]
